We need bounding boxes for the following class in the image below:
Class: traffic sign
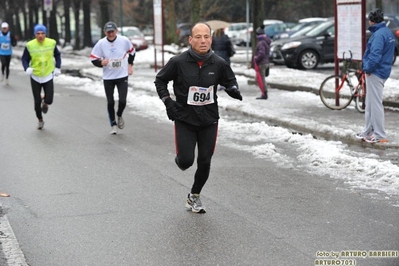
[44,0,52,11]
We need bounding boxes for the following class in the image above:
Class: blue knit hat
[34,24,47,35]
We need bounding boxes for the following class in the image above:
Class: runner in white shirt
[90,21,136,134]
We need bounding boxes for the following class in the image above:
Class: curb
[244,79,399,150]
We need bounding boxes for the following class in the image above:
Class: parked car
[176,23,191,47]
[263,19,283,26]
[270,19,335,69]
[264,22,297,39]
[235,20,283,46]
[224,22,252,46]
[118,26,149,51]
[271,16,399,70]
[273,18,327,40]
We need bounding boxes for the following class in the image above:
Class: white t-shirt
[90,35,135,80]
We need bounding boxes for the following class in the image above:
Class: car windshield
[122,28,142,37]
[290,25,316,37]
[304,21,333,37]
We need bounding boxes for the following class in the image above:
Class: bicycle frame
[319,50,366,112]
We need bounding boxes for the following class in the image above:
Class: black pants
[30,78,54,120]
[174,120,218,194]
[0,55,11,79]
[103,77,128,126]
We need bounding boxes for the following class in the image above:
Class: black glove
[225,86,243,101]
[163,97,183,121]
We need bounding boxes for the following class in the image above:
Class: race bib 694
[187,86,214,106]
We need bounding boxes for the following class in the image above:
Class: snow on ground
[9,43,399,206]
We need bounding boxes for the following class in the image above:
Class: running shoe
[256,94,268,100]
[117,116,124,129]
[37,120,44,130]
[185,193,206,213]
[354,133,367,141]
[110,125,118,135]
[5,79,8,85]
[365,136,388,143]
[41,101,48,114]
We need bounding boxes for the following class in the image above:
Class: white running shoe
[37,121,44,130]
[117,116,124,129]
[110,125,118,135]
[185,193,206,213]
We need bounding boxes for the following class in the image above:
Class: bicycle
[319,51,366,113]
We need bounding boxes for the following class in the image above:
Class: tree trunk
[98,0,111,38]
[83,0,93,47]
[251,0,265,66]
[63,0,72,45]
[72,0,81,50]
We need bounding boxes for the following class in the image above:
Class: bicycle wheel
[355,83,366,113]
[319,75,353,110]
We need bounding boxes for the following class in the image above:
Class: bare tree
[72,0,81,50]
[98,0,111,37]
[63,0,72,45]
[82,0,93,47]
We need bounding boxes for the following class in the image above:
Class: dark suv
[270,19,335,69]
[271,17,399,69]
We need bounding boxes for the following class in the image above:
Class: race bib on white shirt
[1,43,10,50]
[187,86,214,106]
[108,58,123,69]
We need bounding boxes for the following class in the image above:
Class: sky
[9,43,399,207]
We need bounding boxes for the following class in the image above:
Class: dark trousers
[174,120,218,194]
[103,77,128,126]
[0,55,11,79]
[30,78,54,120]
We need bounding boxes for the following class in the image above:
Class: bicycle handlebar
[342,50,353,62]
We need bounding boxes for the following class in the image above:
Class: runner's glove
[54,68,61,76]
[163,97,182,121]
[225,86,243,101]
[26,67,34,75]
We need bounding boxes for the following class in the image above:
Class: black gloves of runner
[163,97,182,121]
[225,86,243,101]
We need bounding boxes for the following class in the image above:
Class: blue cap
[34,24,47,35]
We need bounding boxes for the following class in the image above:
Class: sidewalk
[230,67,399,150]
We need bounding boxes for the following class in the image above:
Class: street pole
[246,0,250,67]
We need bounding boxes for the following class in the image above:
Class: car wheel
[298,50,319,69]
[392,50,397,65]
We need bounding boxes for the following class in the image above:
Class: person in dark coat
[253,26,271,99]
[154,22,242,213]
[211,28,235,65]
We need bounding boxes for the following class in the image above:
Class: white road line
[0,209,28,266]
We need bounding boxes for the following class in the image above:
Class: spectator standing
[90,22,136,135]
[0,22,17,85]
[154,22,242,213]
[211,28,235,65]
[21,24,61,130]
[253,26,271,100]
[355,8,395,143]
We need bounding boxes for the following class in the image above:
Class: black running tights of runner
[103,77,128,126]
[174,120,218,194]
[30,78,54,120]
[0,55,11,78]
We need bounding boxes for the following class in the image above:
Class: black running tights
[30,78,54,120]
[0,55,11,79]
[174,120,218,194]
[103,77,128,126]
